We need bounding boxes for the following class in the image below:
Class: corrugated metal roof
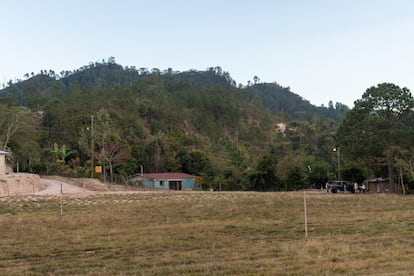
[143,172,196,179]
[0,150,8,155]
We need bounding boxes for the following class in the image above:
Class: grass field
[1,191,414,275]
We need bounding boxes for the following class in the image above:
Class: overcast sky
[1,0,414,107]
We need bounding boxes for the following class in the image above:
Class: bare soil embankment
[41,175,148,192]
[0,173,45,196]
[0,174,164,197]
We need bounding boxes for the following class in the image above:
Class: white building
[0,150,7,176]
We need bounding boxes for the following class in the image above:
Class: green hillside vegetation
[0,60,387,191]
[246,83,348,121]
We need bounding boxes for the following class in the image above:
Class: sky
[1,0,414,107]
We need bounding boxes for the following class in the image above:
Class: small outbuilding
[129,172,201,191]
[0,150,8,176]
[365,178,390,193]
[365,177,406,194]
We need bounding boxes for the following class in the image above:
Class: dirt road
[37,178,89,195]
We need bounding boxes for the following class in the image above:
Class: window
[160,180,164,186]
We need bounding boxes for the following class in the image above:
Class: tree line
[0,63,411,192]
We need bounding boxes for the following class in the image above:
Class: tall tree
[79,108,130,181]
[94,108,130,181]
[337,83,414,192]
[0,105,35,151]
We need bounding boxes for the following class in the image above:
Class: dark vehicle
[327,181,355,193]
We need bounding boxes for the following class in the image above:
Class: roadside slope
[0,173,45,196]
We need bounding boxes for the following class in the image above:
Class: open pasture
[1,191,414,275]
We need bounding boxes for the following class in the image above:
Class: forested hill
[245,83,348,121]
[0,62,348,120]
[0,61,348,191]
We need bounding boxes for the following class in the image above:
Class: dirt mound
[0,173,45,196]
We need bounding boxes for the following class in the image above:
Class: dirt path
[0,175,159,197]
[37,178,89,195]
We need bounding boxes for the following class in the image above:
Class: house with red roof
[129,172,201,190]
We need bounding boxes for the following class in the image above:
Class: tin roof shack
[365,178,393,193]
[0,150,8,176]
[129,172,200,191]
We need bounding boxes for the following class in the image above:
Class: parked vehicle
[327,181,355,193]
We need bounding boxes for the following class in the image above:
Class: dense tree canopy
[337,83,414,192]
[0,61,378,191]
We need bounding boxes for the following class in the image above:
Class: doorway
[169,180,182,190]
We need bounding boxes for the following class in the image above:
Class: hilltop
[0,61,347,190]
[0,61,348,121]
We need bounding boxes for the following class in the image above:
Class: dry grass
[1,191,414,275]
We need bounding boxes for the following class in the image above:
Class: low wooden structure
[365,178,390,193]
[364,177,408,194]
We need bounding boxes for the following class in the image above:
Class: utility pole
[91,115,94,179]
[337,147,340,180]
[333,147,340,180]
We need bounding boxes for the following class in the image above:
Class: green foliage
[286,167,304,190]
[178,150,211,176]
[337,83,414,190]
[341,167,365,184]
[245,83,349,121]
[242,153,280,191]
[47,143,76,163]
[0,61,351,189]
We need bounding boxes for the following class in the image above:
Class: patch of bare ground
[41,175,164,194]
[0,173,45,196]
[41,175,112,192]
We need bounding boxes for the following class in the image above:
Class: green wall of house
[143,177,200,190]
